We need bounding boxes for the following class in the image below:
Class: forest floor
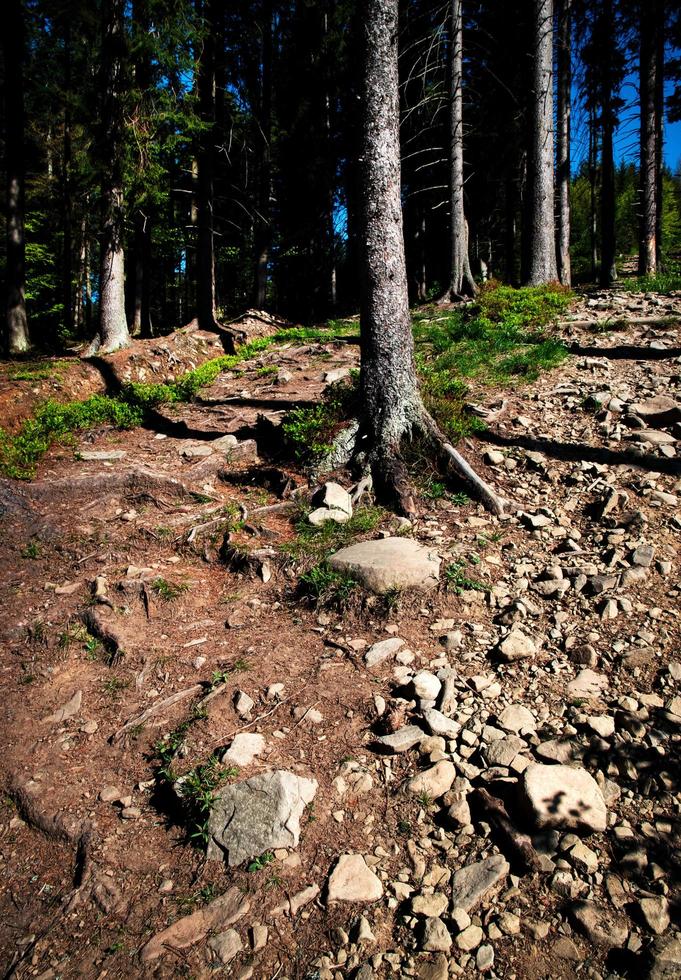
[0,286,680,980]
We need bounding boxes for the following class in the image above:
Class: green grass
[619,264,681,295]
[414,281,571,441]
[150,577,189,602]
[443,560,489,594]
[0,325,355,480]
[281,505,384,562]
[298,561,361,609]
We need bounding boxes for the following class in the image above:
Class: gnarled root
[361,405,508,518]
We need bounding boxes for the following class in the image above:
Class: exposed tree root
[472,788,543,874]
[361,405,508,518]
[23,466,196,503]
[80,607,128,663]
[110,684,204,744]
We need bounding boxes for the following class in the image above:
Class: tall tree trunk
[639,0,659,275]
[443,0,477,300]
[93,0,130,353]
[358,0,505,517]
[556,0,571,286]
[196,0,219,329]
[3,0,30,354]
[254,0,273,309]
[131,212,152,336]
[527,0,558,284]
[62,16,73,340]
[654,0,664,268]
[588,111,598,279]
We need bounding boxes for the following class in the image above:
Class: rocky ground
[0,289,680,980]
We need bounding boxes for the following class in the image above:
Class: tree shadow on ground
[568,343,681,361]
[480,428,681,477]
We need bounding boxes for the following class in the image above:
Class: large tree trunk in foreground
[526,0,558,285]
[639,0,658,275]
[442,0,477,300]
[358,0,505,516]
[4,0,30,354]
[93,0,130,354]
[253,0,273,309]
[196,0,220,330]
[556,0,571,287]
[599,0,617,287]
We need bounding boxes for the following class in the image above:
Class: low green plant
[247,850,275,873]
[443,561,488,594]
[176,757,237,847]
[619,264,681,295]
[103,677,129,698]
[281,374,359,466]
[299,561,361,609]
[282,506,383,562]
[209,659,249,689]
[21,541,41,559]
[256,365,279,377]
[151,577,189,601]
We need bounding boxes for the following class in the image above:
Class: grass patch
[298,561,362,609]
[281,506,384,562]
[414,281,571,441]
[281,373,359,466]
[151,577,189,602]
[443,560,489,594]
[619,264,681,295]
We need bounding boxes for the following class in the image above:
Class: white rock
[520,764,607,833]
[329,537,440,593]
[221,733,266,767]
[327,854,383,902]
[406,761,456,800]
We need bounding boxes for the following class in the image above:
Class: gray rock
[456,924,483,951]
[374,726,425,754]
[646,937,681,979]
[639,896,670,935]
[80,449,126,461]
[406,761,456,800]
[519,764,607,833]
[412,671,442,701]
[180,443,214,458]
[328,537,440,593]
[496,629,536,662]
[569,901,628,949]
[497,703,536,733]
[450,854,510,912]
[207,770,317,866]
[567,669,608,701]
[364,636,404,667]
[422,707,461,739]
[476,945,495,972]
[633,429,676,446]
[308,507,351,526]
[208,928,243,964]
[221,733,266,767]
[327,854,383,902]
[312,481,353,515]
[535,738,577,764]
[421,917,452,952]
[485,736,525,768]
[234,691,255,717]
[211,434,239,451]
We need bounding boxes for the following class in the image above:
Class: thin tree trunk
[93,0,130,353]
[556,0,571,286]
[654,0,664,268]
[527,0,558,284]
[358,0,505,516]
[4,0,30,353]
[444,0,476,299]
[254,0,273,309]
[639,0,658,275]
[588,111,598,279]
[62,16,73,340]
[196,0,219,329]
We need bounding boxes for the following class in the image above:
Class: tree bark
[654,0,664,268]
[93,0,131,353]
[196,0,219,330]
[526,0,558,285]
[358,0,505,516]
[588,111,598,279]
[444,0,477,300]
[62,16,73,340]
[253,0,273,309]
[639,0,659,275]
[556,0,571,287]
[599,0,617,286]
[4,0,30,354]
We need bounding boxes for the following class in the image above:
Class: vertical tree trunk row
[4,0,30,354]
[556,0,571,287]
[527,0,558,285]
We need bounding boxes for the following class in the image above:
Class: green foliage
[282,506,384,562]
[619,261,681,296]
[281,374,360,466]
[443,561,489,594]
[413,282,570,442]
[298,561,361,609]
[21,541,41,559]
[247,851,275,873]
[0,395,142,479]
[209,659,249,689]
[151,577,189,601]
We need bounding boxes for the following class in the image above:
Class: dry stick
[441,441,508,516]
[472,788,543,874]
[210,687,309,749]
[110,684,204,743]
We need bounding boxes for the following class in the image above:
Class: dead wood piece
[110,684,204,743]
[558,314,678,330]
[472,787,543,874]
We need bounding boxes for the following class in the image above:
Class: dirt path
[0,298,679,980]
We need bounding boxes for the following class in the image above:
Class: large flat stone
[328,537,440,593]
[207,769,317,866]
[519,764,607,833]
[327,854,383,902]
[450,854,510,912]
